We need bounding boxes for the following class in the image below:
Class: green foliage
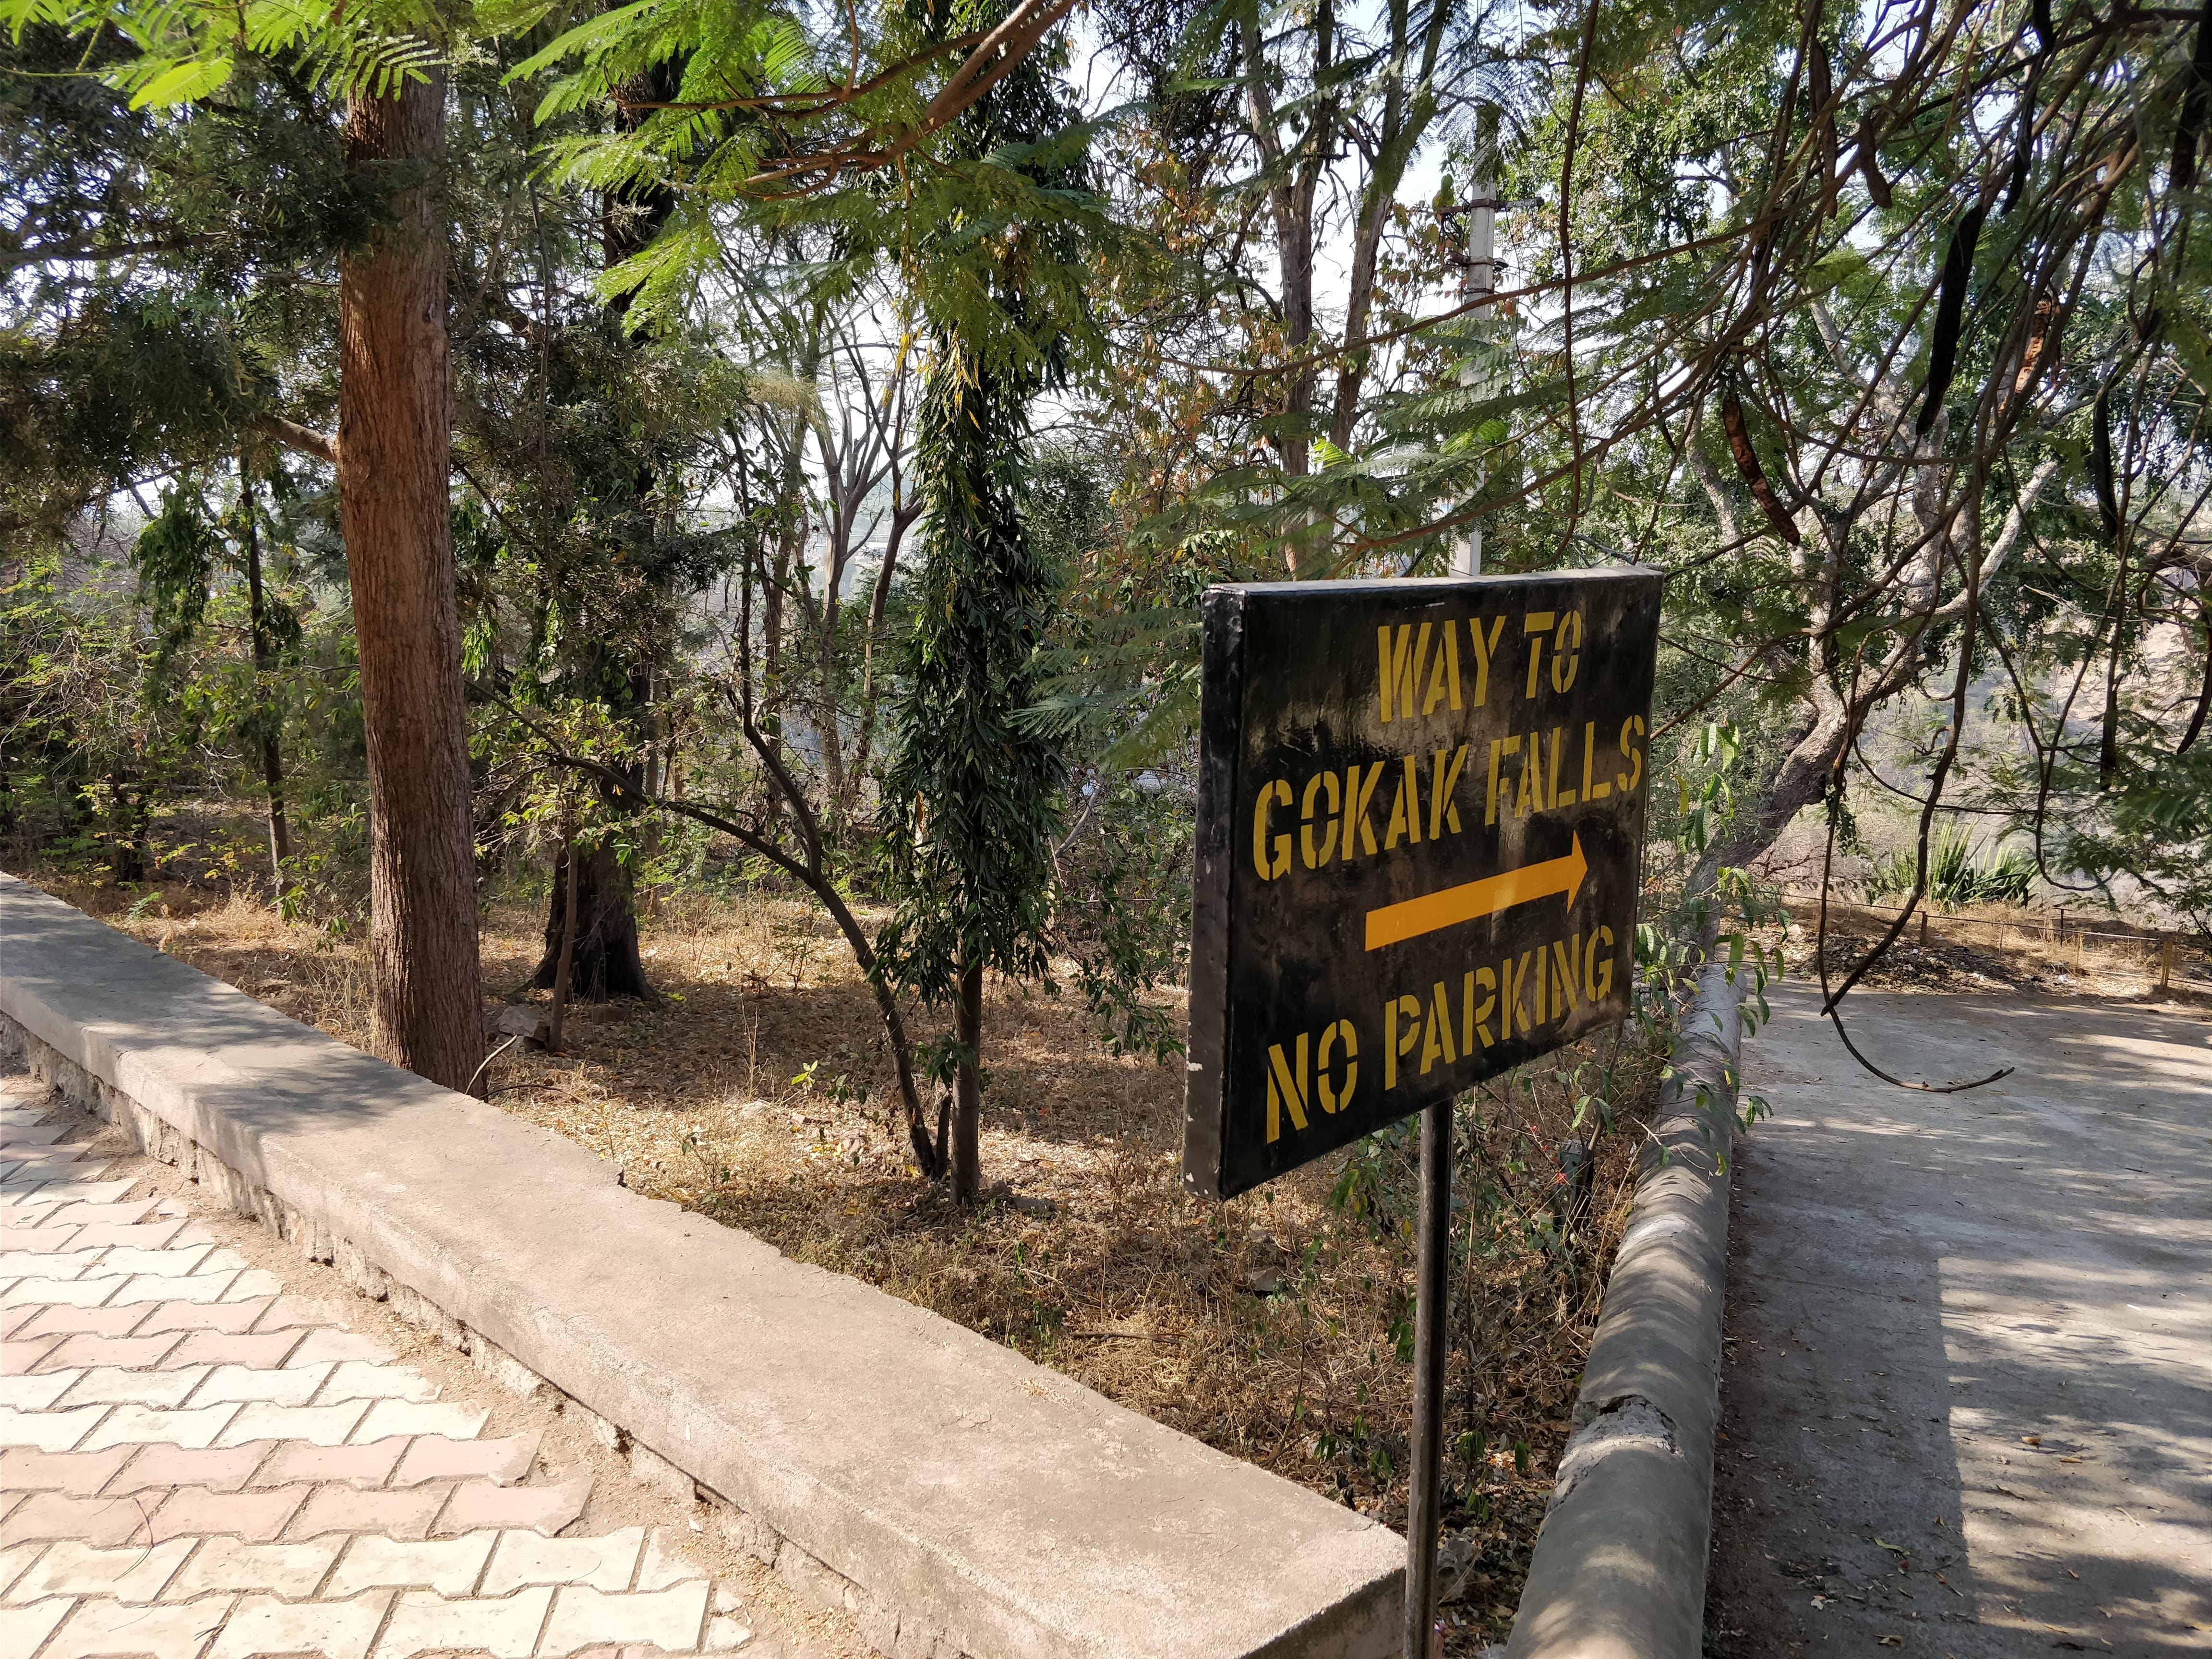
[2045,744,2212,929]
[876,341,1067,997]
[1,469,359,903]
[1865,824,2036,913]
[0,0,449,108]
[481,694,651,863]
[511,0,1113,342]
[870,0,1099,1031]
[1059,775,1190,1062]
[133,488,218,667]
[11,0,2210,1114]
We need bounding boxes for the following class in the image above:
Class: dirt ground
[20,868,1665,1655]
[1782,895,2210,1001]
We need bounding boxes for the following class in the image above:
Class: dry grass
[1776,895,2212,1001]
[36,867,1665,1653]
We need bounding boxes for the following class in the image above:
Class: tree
[129,468,306,892]
[790,313,925,824]
[518,0,1106,1193]
[2,24,346,898]
[338,69,482,1088]
[520,55,685,1005]
[464,0,1066,1004]
[7,5,487,1086]
[857,0,1094,1201]
[1485,0,2212,979]
[234,455,294,886]
[16,0,2204,1126]
[1072,0,1496,575]
[1076,0,2208,990]
[878,346,1068,1200]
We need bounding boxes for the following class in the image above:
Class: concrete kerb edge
[0,1015,900,1592]
[1504,963,1746,1659]
[0,877,1406,1659]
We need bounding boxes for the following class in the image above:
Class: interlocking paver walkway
[0,1064,841,1659]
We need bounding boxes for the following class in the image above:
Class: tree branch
[254,415,337,468]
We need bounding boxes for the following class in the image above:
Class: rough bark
[952,953,984,1204]
[1240,7,1328,562]
[338,71,482,1091]
[531,838,651,1000]
[253,415,337,468]
[1327,0,1450,455]
[547,837,579,1050]
[238,456,290,892]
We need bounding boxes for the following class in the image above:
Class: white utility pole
[1452,112,1500,578]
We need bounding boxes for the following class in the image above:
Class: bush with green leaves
[1056,773,1192,1063]
[1865,824,2036,913]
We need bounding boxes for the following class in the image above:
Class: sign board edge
[1180,588,1245,1200]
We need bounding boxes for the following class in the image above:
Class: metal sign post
[1181,572,1660,1657]
[1404,1096,1453,1659]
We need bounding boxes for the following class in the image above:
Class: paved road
[1708,985,2211,1659]
[0,1061,854,1659]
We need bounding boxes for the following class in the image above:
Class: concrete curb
[0,875,1403,1659]
[1505,964,1745,1659]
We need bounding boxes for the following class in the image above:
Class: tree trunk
[338,71,482,1092]
[547,836,579,1051]
[533,67,683,997]
[531,838,652,1000]
[107,773,148,884]
[1240,4,1333,571]
[760,435,807,768]
[238,456,290,894]
[952,951,984,1203]
[1327,0,1451,456]
[2100,556,2128,790]
[1684,697,1849,957]
[257,730,290,885]
[763,542,787,759]
[851,494,918,802]
[817,557,846,815]
[528,695,655,1000]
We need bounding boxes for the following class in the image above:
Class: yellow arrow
[1363,834,1589,951]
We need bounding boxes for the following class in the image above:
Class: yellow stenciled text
[1378,610,1587,726]
[1384,925,1619,1089]
[1251,749,1471,878]
[1265,1021,1359,1141]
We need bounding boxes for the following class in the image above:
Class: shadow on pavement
[1707,988,2211,1659]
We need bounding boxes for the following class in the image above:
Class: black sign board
[1183,572,1662,1199]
